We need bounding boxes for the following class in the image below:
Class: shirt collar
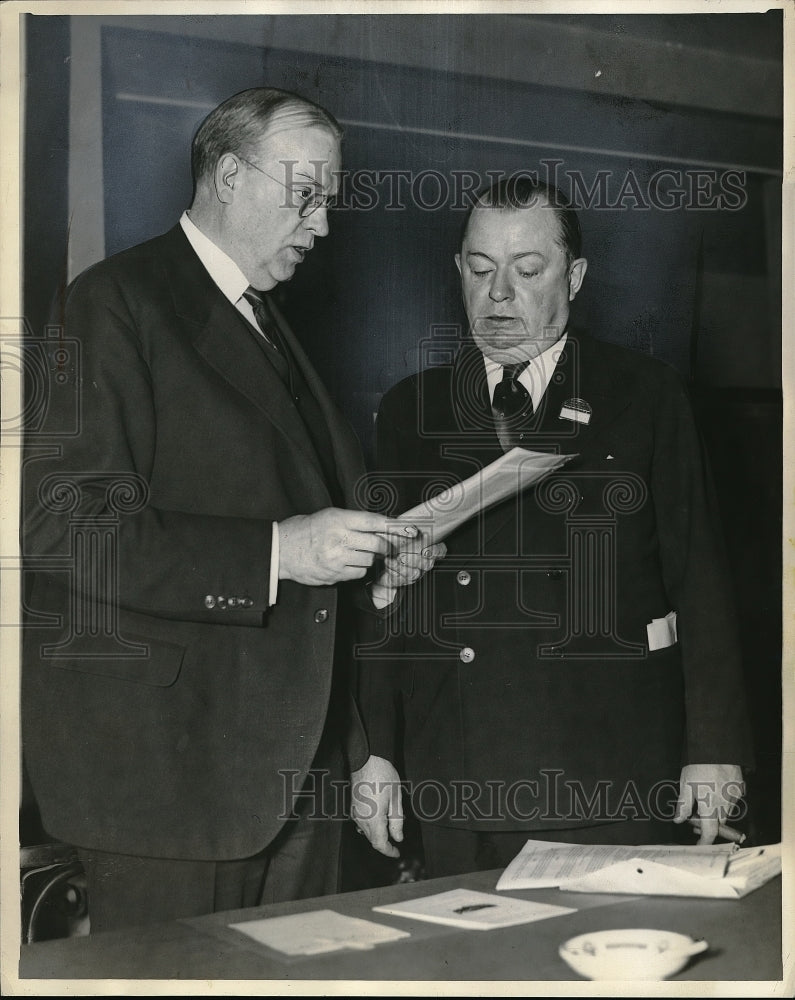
[483,332,568,412]
[180,211,250,307]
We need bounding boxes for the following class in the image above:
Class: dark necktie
[492,361,534,450]
[242,286,292,387]
[492,361,533,419]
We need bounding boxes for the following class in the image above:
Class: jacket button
[217,596,227,609]
[546,569,563,580]
[241,597,253,608]
[204,595,217,609]
[459,646,476,664]
[314,608,329,623]
[456,570,471,586]
[227,597,238,608]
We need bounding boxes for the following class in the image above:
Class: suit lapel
[267,295,365,505]
[451,343,505,464]
[162,227,336,504]
[545,333,633,461]
[478,332,633,546]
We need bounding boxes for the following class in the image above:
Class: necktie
[492,361,534,451]
[242,286,292,387]
[492,361,533,420]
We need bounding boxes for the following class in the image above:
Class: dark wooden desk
[18,869,782,983]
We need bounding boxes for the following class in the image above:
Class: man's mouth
[291,245,312,260]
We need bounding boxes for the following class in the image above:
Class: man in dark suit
[22,88,439,930]
[352,176,751,877]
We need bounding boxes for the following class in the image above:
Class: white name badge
[560,398,592,425]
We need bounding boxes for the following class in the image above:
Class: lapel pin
[560,398,592,425]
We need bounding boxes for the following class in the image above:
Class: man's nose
[304,205,330,238]
[489,269,514,303]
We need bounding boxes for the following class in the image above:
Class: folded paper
[647,610,678,651]
[496,839,781,899]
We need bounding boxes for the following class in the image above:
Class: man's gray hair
[191,88,342,191]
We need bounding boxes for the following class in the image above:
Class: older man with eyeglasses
[22,87,443,932]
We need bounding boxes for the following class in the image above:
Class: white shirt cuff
[269,521,280,606]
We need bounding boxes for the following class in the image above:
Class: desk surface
[19,869,782,983]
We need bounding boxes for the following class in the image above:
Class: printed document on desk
[496,839,782,899]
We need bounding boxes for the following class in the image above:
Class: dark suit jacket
[22,225,368,860]
[357,333,751,831]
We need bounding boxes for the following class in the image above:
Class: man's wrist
[368,581,397,609]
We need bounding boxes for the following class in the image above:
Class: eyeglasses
[238,156,336,218]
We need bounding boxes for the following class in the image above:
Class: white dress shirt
[483,332,568,412]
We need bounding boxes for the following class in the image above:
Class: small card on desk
[372,888,575,930]
[228,909,409,956]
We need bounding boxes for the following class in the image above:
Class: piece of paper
[372,888,575,930]
[723,844,783,894]
[647,610,678,651]
[397,446,575,544]
[228,909,409,956]
[496,839,781,899]
[496,840,735,890]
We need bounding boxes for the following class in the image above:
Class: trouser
[420,818,669,879]
[77,737,346,934]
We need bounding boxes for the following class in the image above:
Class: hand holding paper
[368,446,573,608]
[371,533,447,601]
[394,446,575,545]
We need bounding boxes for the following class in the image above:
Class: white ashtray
[559,928,708,980]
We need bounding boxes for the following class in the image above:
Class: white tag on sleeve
[647,610,678,651]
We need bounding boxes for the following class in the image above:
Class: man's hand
[278,509,419,586]
[350,755,404,858]
[673,763,745,844]
[368,534,446,608]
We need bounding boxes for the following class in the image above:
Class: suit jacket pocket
[49,633,185,687]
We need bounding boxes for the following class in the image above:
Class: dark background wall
[24,12,783,846]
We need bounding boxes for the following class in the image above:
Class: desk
[19,870,782,983]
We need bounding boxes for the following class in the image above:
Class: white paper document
[228,909,410,956]
[372,887,575,930]
[396,446,575,543]
[496,839,781,899]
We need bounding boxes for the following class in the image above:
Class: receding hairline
[251,103,342,143]
[204,111,340,170]
[190,89,342,192]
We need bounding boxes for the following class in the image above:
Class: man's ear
[568,258,587,301]
[215,154,239,204]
